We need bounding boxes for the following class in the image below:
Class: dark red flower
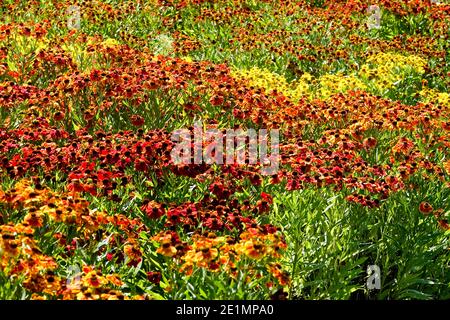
[209,181,231,199]
[130,115,145,127]
[270,288,288,300]
[437,219,449,230]
[147,271,162,285]
[249,173,262,186]
[54,111,65,121]
[134,158,148,172]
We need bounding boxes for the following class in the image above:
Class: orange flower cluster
[58,265,144,300]
[173,227,288,286]
[0,222,57,281]
[0,179,107,235]
[419,202,449,231]
[0,180,149,299]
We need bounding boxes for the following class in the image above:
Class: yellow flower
[443,160,450,175]
[181,56,193,62]
[101,38,120,47]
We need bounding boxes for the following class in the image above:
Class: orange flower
[124,242,142,266]
[157,242,177,257]
[31,293,47,300]
[83,271,107,288]
[437,220,449,230]
[363,137,377,149]
[24,210,43,228]
[392,137,414,155]
[238,239,266,259]
[442,121,450,131]
[268,263,290,286]
[179,246,220,269]
[106,274,123,287]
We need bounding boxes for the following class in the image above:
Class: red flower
[419,202,433,215]
[166,208,183,226]
[257,193,273,214]
[209,181,230,198]
[83,184,97,196]
[68,181,84,193]
[261,192,273,204]
[89,69,102,82]
[141,200,165,219]
[442,121,450,131]
[257,200,270,214]
[203,217,224,231]
[270,288,288,300]
[270,174,282,184]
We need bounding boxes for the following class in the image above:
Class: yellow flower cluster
[418,87,450,108]
[2,35,48,71]
[232,66,368,100]
[318,73,367,99]
[62,40,93,71]
[231,67,312,102]
[180,56,193,63]
[365,52,427,73]
[232,52,432,102]
[359,52,427,92]
[62,37,121,71]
